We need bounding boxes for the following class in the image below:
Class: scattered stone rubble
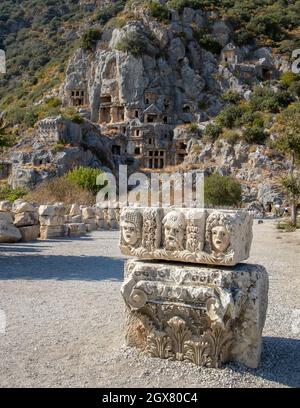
[0,200,120,243]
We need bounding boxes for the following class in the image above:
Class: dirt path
[0,221,299,388]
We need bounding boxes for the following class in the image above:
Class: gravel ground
[0,220,299,388]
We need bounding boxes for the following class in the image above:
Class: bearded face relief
[163,211,186,251]
[211,225,230,254]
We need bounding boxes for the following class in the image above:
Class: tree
[205,173,242,207]
[67,166,103,195]
[275,109,300,226]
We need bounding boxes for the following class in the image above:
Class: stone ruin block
[14,212,39,228]
[39,204,66,217]
[40,225,65,240]
[121,259,269,369]
[0,211,21,243]
[64,223,86,237]
[119,207,253,266]
[18,225,40,242]
[39,215,65,226]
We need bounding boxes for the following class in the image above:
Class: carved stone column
[121,260,269,369]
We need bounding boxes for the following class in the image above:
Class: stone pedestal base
[121,260,269,369]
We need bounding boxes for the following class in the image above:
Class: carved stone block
[121,260,268,369]
[119,207,253,266]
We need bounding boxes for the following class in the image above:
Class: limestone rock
[39,216,65,226]
[119,207,253,266]
[12,200,36,214]
[85,222,97,232]
[0,224,22,243]
[18,225,40,242]
[0,212,14,225]
[69,204,81,217]
[81,207,95,220]
[64,223,86,237]
[39,204,66,217]
[14,212,39,227]
[40,225,65,240]
[121,259,269,369]
[0,201,12,212]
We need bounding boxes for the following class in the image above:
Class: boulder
[0,212,14,225]
[39,204,65,217]
[64,223,86,237]
[69,204,81,217]
[12,200,36,214]
[14,212,39,227]
[0,201,12,212]
[18,225,40,242]
[0,224,22,243]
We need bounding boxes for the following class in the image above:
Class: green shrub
[46,97,62,108]
[187,123,198,133]
[53,141,67,153]
[167,0,217,13]
[281,71,300,88]
[205,173,242,207]
[149,1,169,22]
[0,186,27,202]
[94,0,126,25]
[81,29,102,51]
[216,105,244,128]
[116,32,147,57]
[193,28,222,54]
[223,130,240,145]
[243,126,267,144]
[0,128,14,148]
[289,81,300,97]
[221,90,242,104]
[67,166,103,195]
[61,107,83,124]
[198,99,208,110]
[204,124,222,141]
[250,87,294,113]
[237,110,264,128]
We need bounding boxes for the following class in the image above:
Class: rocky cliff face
[3,3,292,208]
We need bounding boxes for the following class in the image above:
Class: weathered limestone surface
[18,225,40,242]
[120,207,253,266]
[40,225,65,240]
[121,259,269,369]
[14,212,39,228]
[0,201,12,212]
[0,211,21,243]
[39,216,65,226]
[39,204,66,217]
[64,223,86,237]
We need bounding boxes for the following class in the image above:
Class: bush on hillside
[205,173,242,207]
[116,32,147,57]
[67,166,103,195]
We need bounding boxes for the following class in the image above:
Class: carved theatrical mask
[122,221,139,246]
[121,210,142,247]
[163,211,186,251]
[211,225,230,254]
[205,211,233,257]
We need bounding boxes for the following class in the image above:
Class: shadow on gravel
[229,336,300,388]
[0,255,125,281]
